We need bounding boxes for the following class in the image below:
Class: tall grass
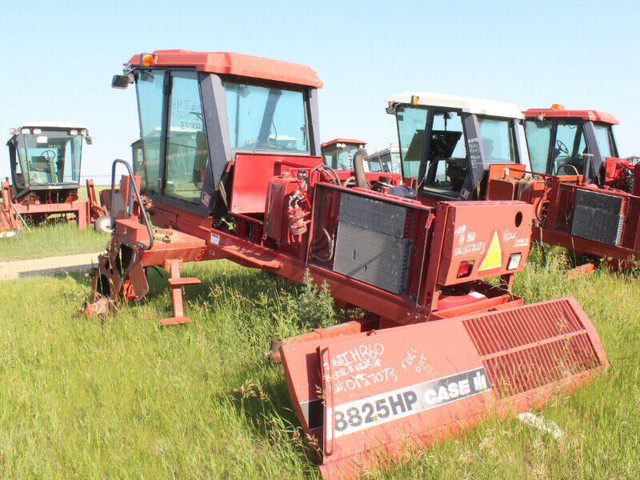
[0,224,108,261]
[0,249,637,479]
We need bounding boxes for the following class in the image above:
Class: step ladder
[160,258,201,326]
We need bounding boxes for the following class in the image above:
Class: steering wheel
[555,140,569,155]
[41,149,57,162]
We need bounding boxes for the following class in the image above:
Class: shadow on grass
[220,363,319,465]
[144,261,298,304]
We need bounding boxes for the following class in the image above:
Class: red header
[125,50,323,88]
[523,107,618,125]
[321,138,367,148]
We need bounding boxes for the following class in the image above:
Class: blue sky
[1,0,638,182]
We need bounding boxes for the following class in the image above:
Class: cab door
[163,71,209,206]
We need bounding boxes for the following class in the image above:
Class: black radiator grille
[570,189,623,246]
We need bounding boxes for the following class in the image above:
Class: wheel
[94,215,113,234]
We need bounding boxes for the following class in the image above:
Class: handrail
[319,346,335,457]
[110,159,154,250]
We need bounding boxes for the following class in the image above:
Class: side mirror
[112,74,133,89]
[85,135,93,145]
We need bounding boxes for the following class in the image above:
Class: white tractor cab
[320,138,366,170]
[7,122,92,201]
[386,92,531,201]
[365,145,402,174]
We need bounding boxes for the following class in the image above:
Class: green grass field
[0,245,638,479]
[0,224,108,261]
[0,184,110,262]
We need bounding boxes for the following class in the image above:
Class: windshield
[593,123,616,158]
[135,70,165,193]
[323,144,360,170]
[224,82,309,153]
[397,105,468,195]
[15,130,82,186]
[365,150,402,174]
[389,151,402,174]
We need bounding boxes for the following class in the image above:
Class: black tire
[94,216,113,234]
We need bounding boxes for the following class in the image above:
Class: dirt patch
[0,252,103,280]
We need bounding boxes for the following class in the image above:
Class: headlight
[507,253,522,270]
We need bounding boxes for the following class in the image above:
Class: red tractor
[523,104,639,193]
[2,123,109,234]
[518,105,640,268]
[89,51,607,479]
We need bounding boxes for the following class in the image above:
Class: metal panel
[337,192,407,237]
[463,297,604,398]
[230,154,319,214]
[308,88,321,157]
[460,113,486,199]
[280,296,608,480]
[333,222,411,294]
[437,201,533,285]
[201,73,232,193]
[570,189,623,245]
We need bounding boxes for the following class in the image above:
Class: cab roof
[125,50,323,88]
[17,122,88,131]
[522,107,619,125]
[388,91,524,119]
[321,138,366,148]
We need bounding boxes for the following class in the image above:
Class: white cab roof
[388,91,524,119]
[19,121,89,130]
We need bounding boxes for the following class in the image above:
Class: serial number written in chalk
[333,367,490,437]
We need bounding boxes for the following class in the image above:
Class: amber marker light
[551,104,565,110]
[142,54,155,67]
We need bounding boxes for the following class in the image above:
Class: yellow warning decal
[478,231,502,271]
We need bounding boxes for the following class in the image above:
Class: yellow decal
[478,231,502,271]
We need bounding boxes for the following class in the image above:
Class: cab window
[395,105,427,179]
[422,111,467,195]
[593,123,615,158]
[554,121,587,175]
[524,120,552,173]
[477,118,516,164]
[225,83,309,153]
[164,71,208,204]
[17,131,82,186]
[135,70,165,193]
